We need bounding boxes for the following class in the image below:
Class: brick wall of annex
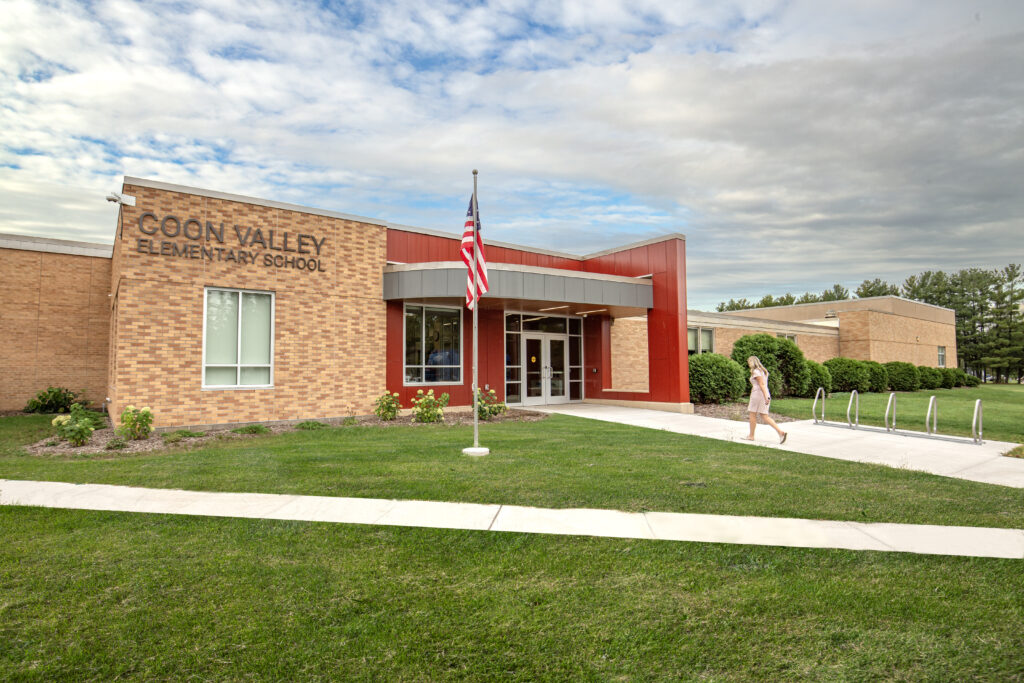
[839,311,957,367]
[0,248,110,410]
[609,317,649,392]
[711,326,840,364]
[109,183,387,428]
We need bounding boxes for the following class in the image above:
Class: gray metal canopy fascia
[384,262,653,309]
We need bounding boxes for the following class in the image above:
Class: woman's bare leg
[745,412,757,440]
[761,414,786,440]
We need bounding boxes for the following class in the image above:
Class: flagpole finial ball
[473,169,478,175]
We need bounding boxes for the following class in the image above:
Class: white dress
[748,369,770,415]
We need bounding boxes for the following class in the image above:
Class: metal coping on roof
[713,295,954,315]
[0,232,113,258]
[123,177,685,262]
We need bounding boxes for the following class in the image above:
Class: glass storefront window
[405,305,461,384]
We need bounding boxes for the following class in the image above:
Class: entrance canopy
[383,261,653,317]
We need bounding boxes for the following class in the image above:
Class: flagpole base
[462,446,490,457]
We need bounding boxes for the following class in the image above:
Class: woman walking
[744,356,787,443]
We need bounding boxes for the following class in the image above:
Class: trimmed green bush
[939,368,957,390]
[823,358,871,393]
[801,360,833,397]
[688,353,747,404]
[861,361,889,393]
[918,366,943,390]
[729,334,783,397]
[884,362,920,392]
[775,338,811,397]
[964,374,981,387]
[950,368,968,387]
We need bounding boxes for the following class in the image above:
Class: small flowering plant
[374,392,401,421]
[475,388,507,421]
[52,403,95,446]
[410,389,449,423]
[117,405,154,440]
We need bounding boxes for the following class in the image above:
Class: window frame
[688,326,715,355]
[938,346,946,368]
[201,286,275,390]
[403,303,464,386]
[777,333,797,343]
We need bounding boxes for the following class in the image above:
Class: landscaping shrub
[374,392,401,421]
[939,368,958,390]
[688,353,746,404]
[823,357,871,393]
[51,404,96,446]
[341,417,358,426]
[947,368,968,387]
[105,437,128,451]
[295,421,327,430]
[411,389,449,423]
[232,424,271,435]
[800,360,833,397]
[475,389,507,420]
[775,338,812,397]
[918,366,943,390]
[884,362,921,392]
[117,406,154,440]
[729,334,783,397]
[964,374,981,387]
[861,361,889,393]
[25,386,83,413]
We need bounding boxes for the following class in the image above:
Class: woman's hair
[747,356,768,375]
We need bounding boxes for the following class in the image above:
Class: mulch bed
[692,402,798,423]
[20,409,548,457]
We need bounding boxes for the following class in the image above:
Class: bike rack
[884,392,896,432]
[846,390,859,429]
[810,388,983,446]
[812,387,825,424]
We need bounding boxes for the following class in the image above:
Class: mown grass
[2,413,1023,529]
[770,383,1024,444]
[1,506,1022,681]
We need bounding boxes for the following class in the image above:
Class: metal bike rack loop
[925,395,937,435]
[846,390,859,429]
[972,399,984,445]
[812,387,825,424]
[884,392,896,432]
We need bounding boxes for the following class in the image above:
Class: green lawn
[2,506,1022,681]
[770,383,1024,445]
[2,413,1023,529]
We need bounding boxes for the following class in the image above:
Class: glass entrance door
[522,334,569,406]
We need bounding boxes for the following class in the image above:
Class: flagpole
[463,169,488,456]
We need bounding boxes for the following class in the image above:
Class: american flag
[460,194,489,309]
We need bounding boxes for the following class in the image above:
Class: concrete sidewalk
[537,404,1024,488]
[2,479,1022,559]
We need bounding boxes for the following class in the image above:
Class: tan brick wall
[838,310,957,366]
[108,183,387,428]
[0,248,110,410]
[610,316,649,391]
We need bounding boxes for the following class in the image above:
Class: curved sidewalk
[2,479,1022,559]
[537,404,1024,488]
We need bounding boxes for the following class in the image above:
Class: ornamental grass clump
[411,389,449,423]
[117,405,154,440]
[374,392,401,421]
[51,403,96,446]
[475,389,507,420]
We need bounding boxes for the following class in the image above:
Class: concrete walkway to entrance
[537,404,1024,488]
[2,479,1022,559]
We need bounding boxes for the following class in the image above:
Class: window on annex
[938,346,946,368]
[204,288,274,387]
[405,305,461,384]
[687,327,714,355]
[777,333,797,343]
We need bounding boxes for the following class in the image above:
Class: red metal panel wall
[387,229,581,270]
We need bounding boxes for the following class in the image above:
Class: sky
[2,0,1023,310]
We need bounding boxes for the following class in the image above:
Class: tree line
[715,265,1024,382]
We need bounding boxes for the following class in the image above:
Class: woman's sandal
[780,432,788,444]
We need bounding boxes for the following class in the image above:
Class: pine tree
[855,278,900,298]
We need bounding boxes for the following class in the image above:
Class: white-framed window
[688,327,714,355]
[938,346,946,368]
[777,333,797,342]
[404,304,462,384]
[203,287,274,388]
